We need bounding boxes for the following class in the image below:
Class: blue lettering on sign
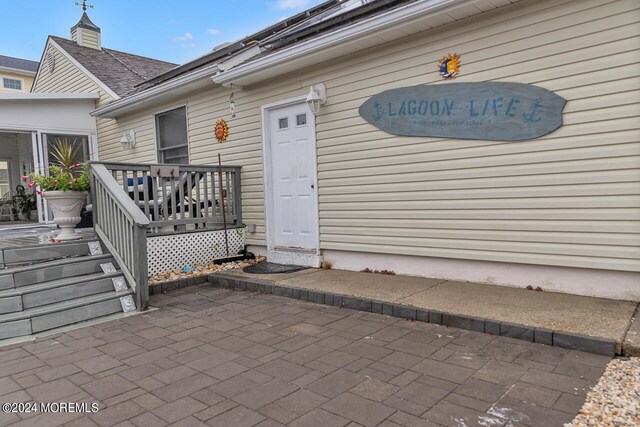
[505,98,519,117]
[359,82,566,141]
[523,99,543,123]
[381,99,456,118]
[443,99,453,115]
[469,100,479,117]
[387,103,396,117]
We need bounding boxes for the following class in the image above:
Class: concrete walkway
[211,268,638,356]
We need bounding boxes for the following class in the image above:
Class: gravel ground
[566,357,639,426]
[148,256,266,284]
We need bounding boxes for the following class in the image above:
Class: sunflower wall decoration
[438,53,460,79]
[215,119,229,143]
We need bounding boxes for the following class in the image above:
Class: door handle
[311,184,315,189]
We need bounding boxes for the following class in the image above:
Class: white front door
[267,102,319,252]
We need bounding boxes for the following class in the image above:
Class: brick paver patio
[0,284,610,426]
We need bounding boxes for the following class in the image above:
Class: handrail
[90,163,150,310]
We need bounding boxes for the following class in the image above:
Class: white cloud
[175,32,193,42]
[181,43,195,49]
[207,28,220,35]
[273,0,310,10]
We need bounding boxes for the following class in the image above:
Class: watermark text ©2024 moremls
[2,402,99,414]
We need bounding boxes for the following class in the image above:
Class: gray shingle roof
[50,36,177,97]
[0,55,39,73]
[72,12,101,33]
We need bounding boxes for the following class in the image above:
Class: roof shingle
[50,36,177,96]
[0,55,39,73]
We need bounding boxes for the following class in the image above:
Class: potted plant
[29,138,90,240]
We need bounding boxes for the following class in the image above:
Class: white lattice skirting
[147,227,245,276]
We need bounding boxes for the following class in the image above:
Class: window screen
[156,107,189,164]
[46,135,89,166]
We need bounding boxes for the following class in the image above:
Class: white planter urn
[44,191,88,241]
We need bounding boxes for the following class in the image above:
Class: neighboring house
[26,0,640,300]
[0,54,38,93]
[31,12,177,160]
[0,12,176,222]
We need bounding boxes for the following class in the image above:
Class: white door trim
[261,95,321,267]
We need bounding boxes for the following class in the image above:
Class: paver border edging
[148,275,209,295]
[205,273,616,357]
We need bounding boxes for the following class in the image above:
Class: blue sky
[0,0,325,64]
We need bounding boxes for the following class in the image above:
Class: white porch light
[120,130,136,150]
[306,83,326,115]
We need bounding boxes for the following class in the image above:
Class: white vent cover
[46,51,55,73]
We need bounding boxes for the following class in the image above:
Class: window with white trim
[2,77,23,91]
[155,107,189,164]
[0,161,10,196]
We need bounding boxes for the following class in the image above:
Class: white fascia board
[0,66,37,76]
[217,45,263,73]
[0,93,99,101]
[91,63,219,118]
[49,39,121,101]
[214,0,475,85]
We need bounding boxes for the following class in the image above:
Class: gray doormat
[243,262,307,274]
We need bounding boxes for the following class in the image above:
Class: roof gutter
[0,66,37,76]
[214,0,474,86]
[91,63,219,118]
[93,0,478,118]
[0,93,99,101]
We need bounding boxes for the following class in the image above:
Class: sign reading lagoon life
[359,82,566,141]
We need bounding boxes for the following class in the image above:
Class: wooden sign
[359,82,566,141]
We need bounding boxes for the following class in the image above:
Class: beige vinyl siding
[32,41,116,158]
[97,0,640,271]
[97,108,158,163]
[34,44,96,95]
[78,29,100,50]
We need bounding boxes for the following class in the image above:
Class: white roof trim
[91,63,219,118]
[0,93,99,101]
[214,0,476,85]
[45,38,121,100]
[93,0,485,117]
[0,66,37,76]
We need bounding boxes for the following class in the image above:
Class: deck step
[1,239,103,266]
[0,290,133,339]
[32,297,126,333]
[0,271,123,314]
[0,231,140,343]
[0,253,115,290]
